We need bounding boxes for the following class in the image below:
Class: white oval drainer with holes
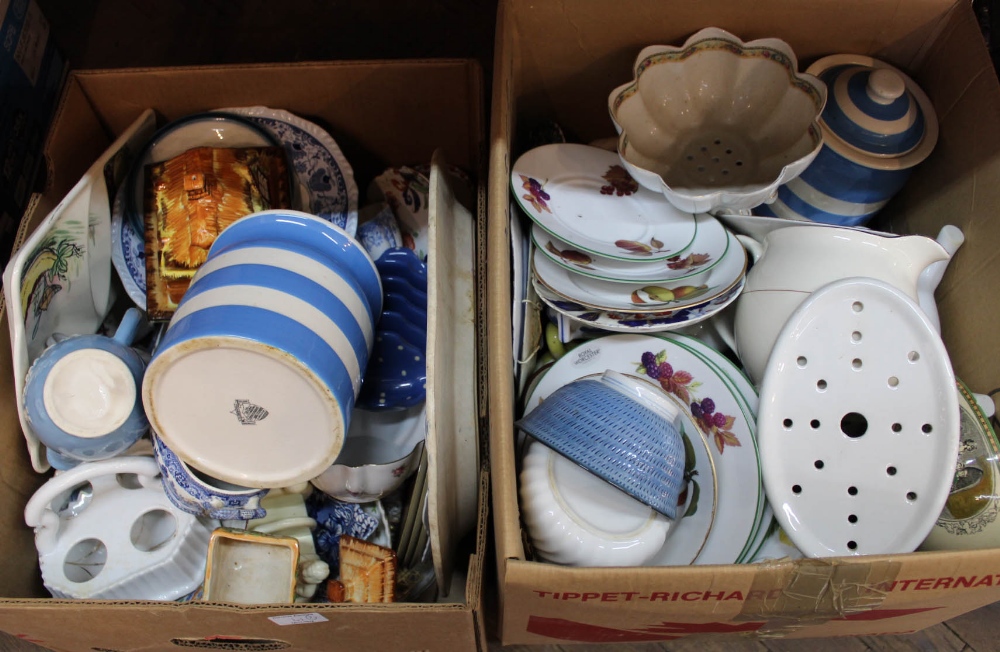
[757,277,959,558]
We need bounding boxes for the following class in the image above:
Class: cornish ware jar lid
[807,54,938,169]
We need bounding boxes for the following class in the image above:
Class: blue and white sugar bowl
[22,307,149,468]
[758,54,938,227]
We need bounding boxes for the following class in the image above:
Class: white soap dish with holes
[757,277,960,558]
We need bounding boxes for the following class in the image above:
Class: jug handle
[735,234,764,264]
[24,456,161,551]
[917,225,964,334]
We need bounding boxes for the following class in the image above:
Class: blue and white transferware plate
[216,106,358,235]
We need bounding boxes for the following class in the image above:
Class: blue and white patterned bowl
[516,369,687,518]
[142,213,378,489]
[152,433,269,521]
[758,55,938,227]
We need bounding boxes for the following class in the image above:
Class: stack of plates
[511,144,748,334]
[520,333,770,566]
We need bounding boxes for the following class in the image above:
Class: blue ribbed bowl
[516,370,686,518]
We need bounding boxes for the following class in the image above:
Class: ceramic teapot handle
[24,456,161,550]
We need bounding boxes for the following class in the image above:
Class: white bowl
[519,440,673,567]
[609,27,827,213]
[310,403,425,503]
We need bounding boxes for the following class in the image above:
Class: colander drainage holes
[817,379,828,391]
[783,418,793,428]
[908,351,920,362]
[887,466,897,476]
[891,423,902,432]
[852,331,862,342]
[848,486,859,496]
[852,358,862,370]
[796,356,807,367]
[847,540,858,551]
[792,484,802,494]
[814,460,824,469]
[852,301,864,312]
[810,419,821,429]
[922,423,933,433]
[841,412,868,438]
[907,491,918,501]
[888,376,899,388]
[848,514,858,523]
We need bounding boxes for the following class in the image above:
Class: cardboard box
[487,0,1000,644]
[0,0,66,270]
[0,60,488,652]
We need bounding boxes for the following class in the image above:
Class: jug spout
[915,225,965,333]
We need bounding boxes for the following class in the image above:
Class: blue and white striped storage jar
[141,211,380,490]
[757,55,938,227]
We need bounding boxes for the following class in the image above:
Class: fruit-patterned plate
[532,212,729,284]
[512,143,699,262]
[533,274,745,334]
[532,228,746,313]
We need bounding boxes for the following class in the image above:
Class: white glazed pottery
[532,227,746,313]
[426,151,479,596]
[310,404,425,503]
[511,143,699,262]
[758,277,959,557]
[519,440,674,567]
[532,212,729,284]
[608,27,827,213]
[533,272,745,334]
[733,224,950,384]
[23,456,215,600]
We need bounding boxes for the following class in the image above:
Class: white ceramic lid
[758,277,959,557]
[144,338,345,489]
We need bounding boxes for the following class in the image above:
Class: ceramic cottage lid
[807,54,939,169]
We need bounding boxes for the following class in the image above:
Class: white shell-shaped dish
[519,440,673,566]
[609,27,827,213]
